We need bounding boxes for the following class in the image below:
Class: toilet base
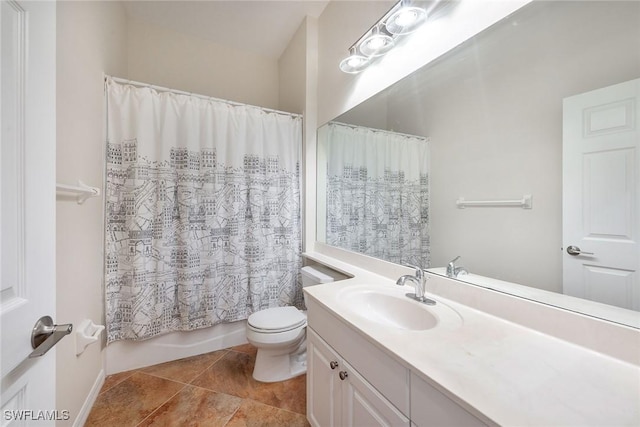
[252,338,307,383]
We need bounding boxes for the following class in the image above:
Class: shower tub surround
[303,251,639,426]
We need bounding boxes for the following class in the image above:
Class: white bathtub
[105,320,248,374]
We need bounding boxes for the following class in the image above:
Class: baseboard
[72,368,105,427]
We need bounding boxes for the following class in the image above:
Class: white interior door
[563,78,640,310]
[1,0,57,424]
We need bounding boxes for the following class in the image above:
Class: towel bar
[456,195,532,209]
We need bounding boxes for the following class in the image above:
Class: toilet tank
[301,265,336,287]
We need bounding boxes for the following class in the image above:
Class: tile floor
[85,344,310,427]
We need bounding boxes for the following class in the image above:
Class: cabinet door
[308,329,342,427]
[410,373,486,426]
[341,359,410,427]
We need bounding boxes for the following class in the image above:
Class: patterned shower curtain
[322,122,430,267]
[104,78,302,342]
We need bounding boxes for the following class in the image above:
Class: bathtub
[105,320,248,374]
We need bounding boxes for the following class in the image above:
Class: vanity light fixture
[339,0,427,74]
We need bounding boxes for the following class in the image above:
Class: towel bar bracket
[56,180,100,204]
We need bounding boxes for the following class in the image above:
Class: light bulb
[385,6,427,35]
[360,28,394,57]
[396,9,420,26]
[348,57,365,67]
[339,51,370,73]
[368,37,385,50]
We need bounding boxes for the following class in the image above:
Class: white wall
[56,1,128,425]
[278,19,307,114]
[127,17,280,109]
[278,17,320,251]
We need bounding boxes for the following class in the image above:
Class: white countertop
[303,253,640,426]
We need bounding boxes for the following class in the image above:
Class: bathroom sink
[337,285,462,331]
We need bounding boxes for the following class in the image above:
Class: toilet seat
[247,306,306,333]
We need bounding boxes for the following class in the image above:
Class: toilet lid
[248,306,306,332]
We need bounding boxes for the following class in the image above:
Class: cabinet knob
[339,371,348,380]
[330,361,339,370]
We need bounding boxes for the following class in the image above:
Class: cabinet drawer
[308,299,410,415]
[410,373,486,427]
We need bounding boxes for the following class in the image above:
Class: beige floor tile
[230,343,258,357]
[88,346,308,425]
[140,350,228,384]
[100,370,137,394]
[225,399,310,427]
[138,385,242,427]
[190,351,256,398]
[252,374,307,415]
[85,372,184,426]
[190,351,306,414]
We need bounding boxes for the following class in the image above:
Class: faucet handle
[446,256,461,278]
[405,264,425,281]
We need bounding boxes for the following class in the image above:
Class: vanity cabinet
[307,328,410,427]
[306,295,488,427]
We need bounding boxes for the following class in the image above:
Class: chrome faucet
[446,256,469,278]
[396,265,436,305]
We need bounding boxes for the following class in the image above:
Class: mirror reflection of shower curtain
[324,122,430,267]
[104,78,302,342]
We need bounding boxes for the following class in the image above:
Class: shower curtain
[104,78,302,342]
[324,122,430,267]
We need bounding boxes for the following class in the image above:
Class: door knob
[29,316,73,358]
[339,371,348,380]
[566,245,594,256]
[330,361,338,369]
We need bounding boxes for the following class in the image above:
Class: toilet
[246,265,336,382]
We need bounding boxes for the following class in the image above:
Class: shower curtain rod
[329,121,428,141]
[106,75,302,119]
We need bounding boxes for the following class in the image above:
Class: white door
[1,0,57,424]
[563,78,640,310]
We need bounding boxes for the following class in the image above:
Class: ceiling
[123,0,330,59]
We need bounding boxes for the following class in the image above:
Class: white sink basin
[336,285,463,331]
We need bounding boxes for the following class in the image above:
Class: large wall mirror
[317,0,640,327]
